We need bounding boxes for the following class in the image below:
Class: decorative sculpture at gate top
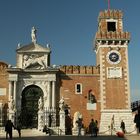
[31,26,37,43]
[23,54,46,69]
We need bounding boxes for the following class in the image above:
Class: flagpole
[108,0,110,11]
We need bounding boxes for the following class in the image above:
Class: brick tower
[94,10,135,134]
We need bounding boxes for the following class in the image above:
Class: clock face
[109,52,119,62]
[106,50,121,64]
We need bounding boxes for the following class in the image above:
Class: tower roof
[98,10,123,20]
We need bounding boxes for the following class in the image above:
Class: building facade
[0,9,135,134]
[94,9,134,134]
[0,62,8,126]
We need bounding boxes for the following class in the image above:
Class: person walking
[120,120,125,134]
[5,120,15,139]
[76,118,83,136]
[134,111,140,135]
[94,120,98,137]
[16,122,22,138]
[89,119,95,137]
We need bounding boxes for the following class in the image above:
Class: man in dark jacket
[134,109,140,135]
[5,120,15,139]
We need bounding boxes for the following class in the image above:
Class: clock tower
[95,10,135,134]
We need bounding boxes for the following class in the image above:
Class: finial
[46,44,51,48]
[17,43,21,49]
[31,26,37,43]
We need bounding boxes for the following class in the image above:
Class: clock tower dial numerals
[106,50,121,65]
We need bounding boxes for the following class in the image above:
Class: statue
[59,97,64,111]
[38,97,43,110]
[9,96,15,110]
[111,114,115,130]
[73,112,82,129]
[31,26,37,43]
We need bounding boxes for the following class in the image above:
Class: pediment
[16,43,50,53]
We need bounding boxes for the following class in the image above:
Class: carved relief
[23,54,46,69]
[38,97,43,110]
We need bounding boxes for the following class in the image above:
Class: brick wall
[0,62,9,124]
[59,67,101,128]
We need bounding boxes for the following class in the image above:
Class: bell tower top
[98,10,123,32]
[95,10,130,50]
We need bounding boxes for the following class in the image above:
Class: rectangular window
[107,22,116,32]
[75,83,82,94]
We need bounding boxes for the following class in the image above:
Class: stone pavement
[0,135,139,140]
[0,129,139,140]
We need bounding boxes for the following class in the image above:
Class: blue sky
[0,0,140,101]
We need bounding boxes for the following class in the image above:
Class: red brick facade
[0,62,8,103]
[59,65,100,127]
[0,62,9,123]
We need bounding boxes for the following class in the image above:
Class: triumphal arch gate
[7,28,60,130]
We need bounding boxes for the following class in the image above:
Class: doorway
[20,85,43,128]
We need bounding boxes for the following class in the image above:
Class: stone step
[0,127,65,138]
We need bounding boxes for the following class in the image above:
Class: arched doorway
[20,85,43,128]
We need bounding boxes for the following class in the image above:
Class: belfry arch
[20,85,43,128]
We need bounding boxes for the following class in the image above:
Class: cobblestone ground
[0,136,125,140]
[0,135,139,140]
[0,129,139,140]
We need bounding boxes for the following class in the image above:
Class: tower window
[107,22,116,32]
[75,83,82,94]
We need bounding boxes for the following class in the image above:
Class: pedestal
[8,110,15,124]
[59,110,65,135]
[99,109,136,135]
[38,110,44,131]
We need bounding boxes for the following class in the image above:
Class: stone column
[8,81,15,122]
[48,81,52,108]
[13,81,17,109]
[13,81,17,125]
[8,81,12,101]
[59,110,65,135]
[52,81,56,109]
